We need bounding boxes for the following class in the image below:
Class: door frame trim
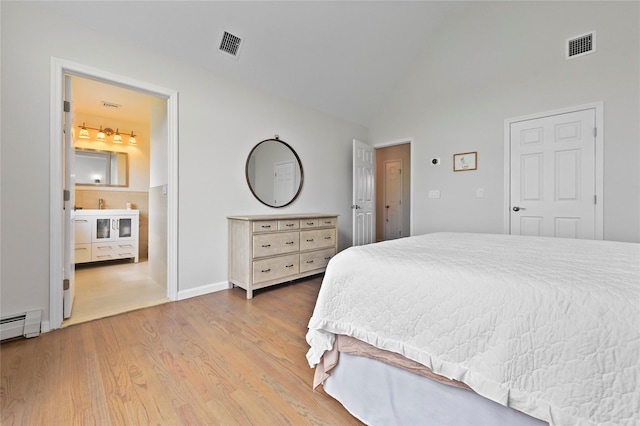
[503,102,604,238]
[374,138,414,237]
[49,57,179,330]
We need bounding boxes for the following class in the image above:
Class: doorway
[62,76,168,326]
[49,58,179,331]
[375,143,411,242]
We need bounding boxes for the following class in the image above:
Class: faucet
[99,198,104,209]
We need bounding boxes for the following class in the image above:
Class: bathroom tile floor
[63,259,168,327]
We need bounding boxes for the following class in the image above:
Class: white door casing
[505,103,603,239]
[274,160,295,206]
[384,159,403,240]
[50,57,179,331]
[352,139,375,246]
[63,75,76,319]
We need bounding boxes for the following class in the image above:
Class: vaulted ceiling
[30,1,468,127]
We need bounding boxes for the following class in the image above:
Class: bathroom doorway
[49,57,179,330]
[62,76,168,326]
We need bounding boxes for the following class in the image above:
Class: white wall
[0,2,366,325]
[370,1,639,243]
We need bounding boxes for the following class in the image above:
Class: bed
[306,232,640,425]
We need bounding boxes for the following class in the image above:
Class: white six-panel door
[510,109,597,239]
[384,159,403,240]
[352,139,375,246]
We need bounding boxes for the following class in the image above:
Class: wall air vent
[566,31,596,59]
[219,31,243,59]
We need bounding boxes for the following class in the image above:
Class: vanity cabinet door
[94,218,114,241]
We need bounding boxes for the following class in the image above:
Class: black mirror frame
[245,137,304,208]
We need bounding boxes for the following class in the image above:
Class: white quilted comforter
[306,233,640,425]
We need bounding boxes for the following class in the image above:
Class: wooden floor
[64,260,168,327]
[1,277,362,425]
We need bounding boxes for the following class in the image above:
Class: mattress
[306,233,640,425]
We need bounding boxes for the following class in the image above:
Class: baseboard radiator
[0,310,42,341]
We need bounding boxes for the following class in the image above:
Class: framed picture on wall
[453,151,477,172]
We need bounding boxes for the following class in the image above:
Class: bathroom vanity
[74,209,139,264]
[228,213,338,299]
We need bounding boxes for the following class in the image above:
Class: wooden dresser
[228,214,338,299]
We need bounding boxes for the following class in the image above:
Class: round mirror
[245,137,304,207]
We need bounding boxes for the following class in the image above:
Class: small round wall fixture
[245,136,304,208]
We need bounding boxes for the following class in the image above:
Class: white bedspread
[306,233,640,426]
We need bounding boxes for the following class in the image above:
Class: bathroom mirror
[75,148,129,187]
[246,137,303,207]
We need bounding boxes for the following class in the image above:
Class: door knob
[351,204,361,210]
[512,206,524,212]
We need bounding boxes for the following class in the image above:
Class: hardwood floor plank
[1,277,362,425]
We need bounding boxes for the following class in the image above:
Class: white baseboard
[177,280,231,301]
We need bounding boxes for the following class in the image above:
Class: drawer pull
[75,247,87,251]
[324,221,332,224]
[324,236,331,240]
[324,256,332,260]
[261,268,271,273]
[286,223,294,227]
[306,239,314,242]
[285,264,294,268]
[261,225,271,229]
[306,222,315,225]
[119,253,133,257]
[286,241,294,245]
[261,244,271,248]
[97,255,112,259]
[96,245,111,250]
[306,260,314,264]
[119,244,134,248]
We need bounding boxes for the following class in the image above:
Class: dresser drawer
[318,217,337,228]
[278,219,299,230]
[253,254,299,284]
[300,228,336,251]
[253,220,278,233]
[300,248,336,273]
[253,232,299,257]
[300,218,320,229]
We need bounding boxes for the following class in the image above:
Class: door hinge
[593,127,597,137]
[594,194,597,204]
[64,101,70,113]
[63,279,70,291]
[63,189,70,202]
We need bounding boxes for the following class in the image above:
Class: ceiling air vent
[219,31,243,59]
[566,31,596,59]
[101,101,122,110]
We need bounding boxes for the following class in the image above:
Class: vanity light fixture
[113,128,123,144]
[78,123,90,139]
[96,126,106,141]
[76,124,136,144]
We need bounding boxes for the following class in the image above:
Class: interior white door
[352,139,375,246]
[63,75,76,318]
[384,159,403,240]
[510,109,596,239]
[274,160,295,205]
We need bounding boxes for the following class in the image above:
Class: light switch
[428,190,441,199]
[476,187,484,198]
